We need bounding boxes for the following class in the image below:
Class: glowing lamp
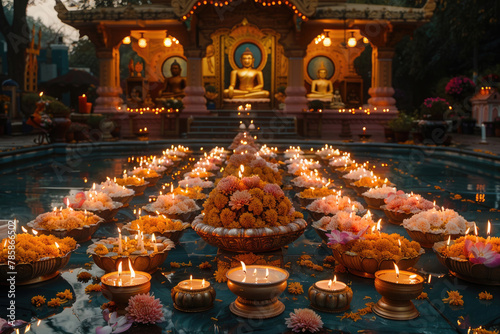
[138,33,147,48]
[122,36,131,44]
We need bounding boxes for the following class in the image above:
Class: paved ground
[0,130,498,157]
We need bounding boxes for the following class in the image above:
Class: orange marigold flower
[214,267,228,283]
[47,298,63,307]
[85,284,102,294]
[288,282,304,294]
[417,292,428,300]
[56,289,73,300]
[77,271,93,282]
[199,261,212,270]
[31,295,46,307]
[442,291,464,306]
[239,212,256,228]
[479,291,493,300]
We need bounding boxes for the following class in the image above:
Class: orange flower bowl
[330,247,424,279]
[126,181,149,196]
[380,205,415,225]
[123,221,190,245]
[0,246,78,285]
[110,193,135,207]
[405,229,463,248]
[192,215,307,253]
[27,217,104,243]
[362,196,386,210]
[433,241,500,285]
[75,202,123,223]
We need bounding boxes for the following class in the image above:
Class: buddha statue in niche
[159,60,186,99]
[223,48,269,99]
[306,62,334,99]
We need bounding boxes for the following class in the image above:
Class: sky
[27,0,80,44]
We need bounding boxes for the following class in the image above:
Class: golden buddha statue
[159,61,186,99]
[306,62,334,99]
[223,48,269,99]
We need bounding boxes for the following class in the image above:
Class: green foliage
[69,38,99,76]
[46,100,71,118]
[86,115,106,129]
[388,113,414,132]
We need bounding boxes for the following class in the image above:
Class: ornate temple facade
[56,0,435,123]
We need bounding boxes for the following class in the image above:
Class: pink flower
[464,240,500,268]
[285,308,323,333]
[228,190,252,210]
[327,226,368,246]
[96,310,133,334]
[126,293,165,325]
[263,183,284,198]
[216,176,239,194]
[241,175,262,189]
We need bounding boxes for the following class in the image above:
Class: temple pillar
[368,47,396,111]
[95,47,123,114]
[284,50,308,114]
[182,48,208,116]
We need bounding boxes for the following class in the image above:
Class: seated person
[159,61,186,100]
[307,63,334,99]
[330,89,345,108]
[223,48,269,99]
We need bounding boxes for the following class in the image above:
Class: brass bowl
[331,247,424,278]
[311,220,329,243]
[192,215,307,253]
[362,195,386,210]
[294,194,317,208]
[125,182,149,196]
[308,282,353,313]
[123,221,190,245]
[143,175,161,187]
[27,217,104,243]
[380,205,415,225]
[75,202,123,222]
[433,241,500,285]
[101,271,151,307]
[405,228,463,248]
[0,246,78,285]
[110,193,135,207]
[350,183,371,196]
[171,281,216,312]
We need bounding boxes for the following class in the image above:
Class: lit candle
[487,220,491,242]
[226,263,286,284]
[78,94,87,114]
[363,127,366,135]
[152,233,158,252]
[314,275,347,292]
[118,227,122,253]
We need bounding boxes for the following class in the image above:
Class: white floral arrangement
[257,145,278,159]
[287,159,322,175]
[291,174,329,188]
[98,180,134,197]
[249,156,279,172]
[284,147,304,159]
[128,167,159,178]
[147,163,167,174]
[306,195,364,215]
[193,160,219,171]
[384,190,435,213]
[342,167,372,181]
[362,185,397,199]
[234,144,258,155]
[402,208,474,235]
[329,155,353,167]
[179,177,214,189]
[65,191,118,210]
[315,146,341,159]
[146,194,200,215]
[157,157,174,167]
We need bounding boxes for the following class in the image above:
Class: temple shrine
[55,0,436,138]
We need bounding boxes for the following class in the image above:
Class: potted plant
[388,113,413,142]
[419,97,451,145]
[445,76,476,104]
[46,99,71,143]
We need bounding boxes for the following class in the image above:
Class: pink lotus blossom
[217,176,239,194]
[464,239,500,268]
[263,183,284,198]
[96,310,133,334]
[229,190,252,210]
[285,308,323,333]
[327,226,368,246]
[126,293,165,325]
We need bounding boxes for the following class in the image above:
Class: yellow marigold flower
[47,298,63,307]
[100,301,117,312]
[239,212,256,228]
[442,291,464,306]
[56,289,73,300]
[479,291,493,300]
[417,292,428,300]
[220,208,237,228]
[85,284,102,294]
[248,198,263,215]
[170,262,181,268]
[214,193,229,210]
[199,261,212,270]
[263,194,276,209]
[214,267,228,283]
[287,282,304,294]
[77,271,93,282]
[94,244,109,256]
[31,295,46,307]
[324,255,336,263]
[263,209,278,225]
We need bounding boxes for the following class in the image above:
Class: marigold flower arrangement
[362,185,397,199]
[233,144,258,155]
[342,167,372,181]
[145,193,200,215]
[0,233,77,264]
[384,190,435,213]
[316,211,375,234]
[331,232,422,262]
[316,145,341,159]
[436,236,500,268]
[31,207,101,231]
[224,156,282,185]
[179,177,214,189]
[115,175,146,187]
[97,180,134,198]
[128,167,159,179]
[127,215,187,234]
[306,195,364,215]
[291,173,329,189]
[87,235,175,258]
[402,208,474,235]
[353,176,390,188]
[171,186,207,200]
[65,191,118,210]
[298,187,336,199]
[228,132,258,150]
[202,175,303,229]
[329,155,352,167]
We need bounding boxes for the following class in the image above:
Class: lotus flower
[326,226,369,246]
[0,318,27,332]
[464,239,500,268]
[96,310,133,334]
[285,308,323,333]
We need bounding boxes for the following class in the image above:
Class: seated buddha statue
[159,61,186,100]
[306,63,334,99]
[330,89,345,109]
[223,48,269,99]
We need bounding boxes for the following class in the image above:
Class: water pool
[0,144,498,334]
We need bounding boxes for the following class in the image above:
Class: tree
[69,37,99,76]
[0,0,31,86]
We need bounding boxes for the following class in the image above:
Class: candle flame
[328,279,332,289]
[377,219,381,231]
[202,278,205,287]
[487,220,491,235]
[465,227,470,235]
[25,324,31,333]
[398,239,401,247]
[117,227,121,233]
[428,275,432,284]
[447,235,451,246]
[171,184,174,193]
[55,242,59,249]
[394,263,400,278]
[474,223,478,236]
[128,258,135,278]
[37,319,41,326]
[190,275,192,282]
[265,267,269,279]
[21,226,27,233]
[32,229,38,236]
[152,233,156,242]
[118,261,123,275]
[240,261,247,274]
[333,275,337,284]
